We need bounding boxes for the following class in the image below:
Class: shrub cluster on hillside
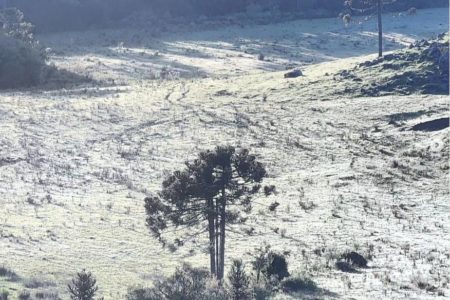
[0,36,46,89]
[0,8,47,89]
[126,247,318,300]
[0,8,92,90]
[126,264,228,300]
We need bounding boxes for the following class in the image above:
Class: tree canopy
[145,146,271,280]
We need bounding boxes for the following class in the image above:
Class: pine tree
[228,259,251,300]
[251,245,271,284]
[67,270,99,300]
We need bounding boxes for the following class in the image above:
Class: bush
[23,277,56,289]
[341,251,368,268]
[335,261,358,273]
[280,276,317,294]
[264,252,289,281]
[251,245,290,284]
[125,287,160,300]
[1,8,90,90]
[127,264,227,300]
[18,291,31,300]
[0,8,47,89]
[34,291,60,300]
[0,266,19,281]
[0,35,45,89]
[252,284,272,300]
[158,264,210,299]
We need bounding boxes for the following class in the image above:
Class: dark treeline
[5,0,449,32]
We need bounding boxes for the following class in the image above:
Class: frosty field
[0,8,449,300]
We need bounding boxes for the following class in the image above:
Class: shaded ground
[412,118,449,132]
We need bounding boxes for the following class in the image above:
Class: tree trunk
[207,198,216,277]
[218,188,226,280]
[215,199,220,279]
[377,0,383,57]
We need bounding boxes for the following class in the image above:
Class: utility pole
[377,0,383,57]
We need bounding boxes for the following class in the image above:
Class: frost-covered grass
[0,7,449,300]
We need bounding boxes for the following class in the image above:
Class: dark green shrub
[18,290,31,300]
[251,245,290,283]
[252,284,272,300]
[0,8,46,59]
[264,252,289,281]
[127,264,227,300]
[0,266,19,281]
[342,251,368,268]
[335,261,358,273]
[158,264,210,300]
[0,7,89,90]
[0,35,45,89]
[0,8,47,89]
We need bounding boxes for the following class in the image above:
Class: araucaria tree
[144,146,271,280]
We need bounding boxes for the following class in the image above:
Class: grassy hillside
[0,7,449,300]
[331,33,449,96]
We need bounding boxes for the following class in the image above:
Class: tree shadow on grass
[0,64,100,93]
[281,276,341,299]
[98,46,209,79]
[411,118,449,132]
[40,65,100,90]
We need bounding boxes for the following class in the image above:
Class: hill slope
[0,8,449,300]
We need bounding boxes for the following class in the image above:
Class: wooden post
[377,0,383,57]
